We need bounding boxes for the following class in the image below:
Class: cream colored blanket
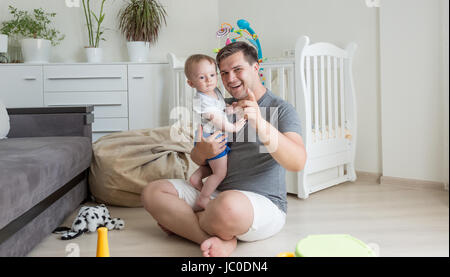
[89,123,198,207]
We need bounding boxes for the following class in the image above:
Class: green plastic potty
[294,234,375,257]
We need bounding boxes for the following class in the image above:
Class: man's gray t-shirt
[218,89,302,213]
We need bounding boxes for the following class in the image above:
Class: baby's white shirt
[192,88,227,134]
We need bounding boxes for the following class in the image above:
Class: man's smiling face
[218,51,260,100]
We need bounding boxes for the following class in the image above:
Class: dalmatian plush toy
[53,204,125,240]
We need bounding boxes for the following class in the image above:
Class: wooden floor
[28,177,449,257]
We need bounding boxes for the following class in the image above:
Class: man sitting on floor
[141,41,307,257]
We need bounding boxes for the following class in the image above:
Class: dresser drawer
[93,132,109,142]
[92,118,129,133]
[0,66,43,107]
[92,116,129,142]
[44,65,127,92]
[44,91,128,118]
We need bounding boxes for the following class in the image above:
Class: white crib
[167,36,358,199]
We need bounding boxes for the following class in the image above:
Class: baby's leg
[196,156,228,210]
[189,165,212,191]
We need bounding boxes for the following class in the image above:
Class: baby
[185,54,246,210]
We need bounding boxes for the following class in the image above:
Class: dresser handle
[24,77,37,80]
[47,103,121,107]
[132,76,144,79]
[47,76,122,80]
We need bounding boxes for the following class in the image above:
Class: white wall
[442,0,449,188]
[0,0,219,62]
[218,0,381,174]
[380,0,445,182]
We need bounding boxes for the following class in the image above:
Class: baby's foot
[195,195,210,210]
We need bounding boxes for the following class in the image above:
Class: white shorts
[167,179,286,242]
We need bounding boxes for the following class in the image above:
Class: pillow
[0,99,10,139]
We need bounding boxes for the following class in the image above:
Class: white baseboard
[380,175,446,191]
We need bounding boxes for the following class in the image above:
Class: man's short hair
[216,41,259,67]
[184,54,216,79]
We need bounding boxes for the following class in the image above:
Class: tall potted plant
[82,0,107,63]
[118,0,167,62]
[0,6,64,63]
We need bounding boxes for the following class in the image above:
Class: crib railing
[259,60,296,107]
[304,39,356,141]
[303,48,353,142]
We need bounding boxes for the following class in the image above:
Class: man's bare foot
[200,237,237,257]
[157,223,173,235]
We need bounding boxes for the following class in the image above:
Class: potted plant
[118,0,167,62]
[82,0,107,63]
[0,6,64,63]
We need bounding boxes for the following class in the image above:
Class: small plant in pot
[0,6,65,63]
[82,0,107,63]
[118,0,167,62]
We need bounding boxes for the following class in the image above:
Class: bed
[167,35,358,199]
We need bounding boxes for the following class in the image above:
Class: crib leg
[347,163,357,182]
[297,171,309,199]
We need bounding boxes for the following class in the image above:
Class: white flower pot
[21,38,51,63]
[0,34,8,53]
[127,41,150,62]
[85,47,103,63]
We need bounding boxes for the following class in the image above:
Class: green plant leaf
[91,11,99,23]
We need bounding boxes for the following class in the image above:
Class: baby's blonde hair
[184,54,217,80]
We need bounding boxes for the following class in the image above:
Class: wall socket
[365,0,380,8]
[65,0,80,7]
[283,49,295,58]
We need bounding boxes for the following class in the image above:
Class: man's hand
[191,124,228,166]
[235,88,265,130]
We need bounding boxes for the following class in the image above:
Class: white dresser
[0,63,171,141]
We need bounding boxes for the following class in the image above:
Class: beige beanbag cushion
[89,123,198,207]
